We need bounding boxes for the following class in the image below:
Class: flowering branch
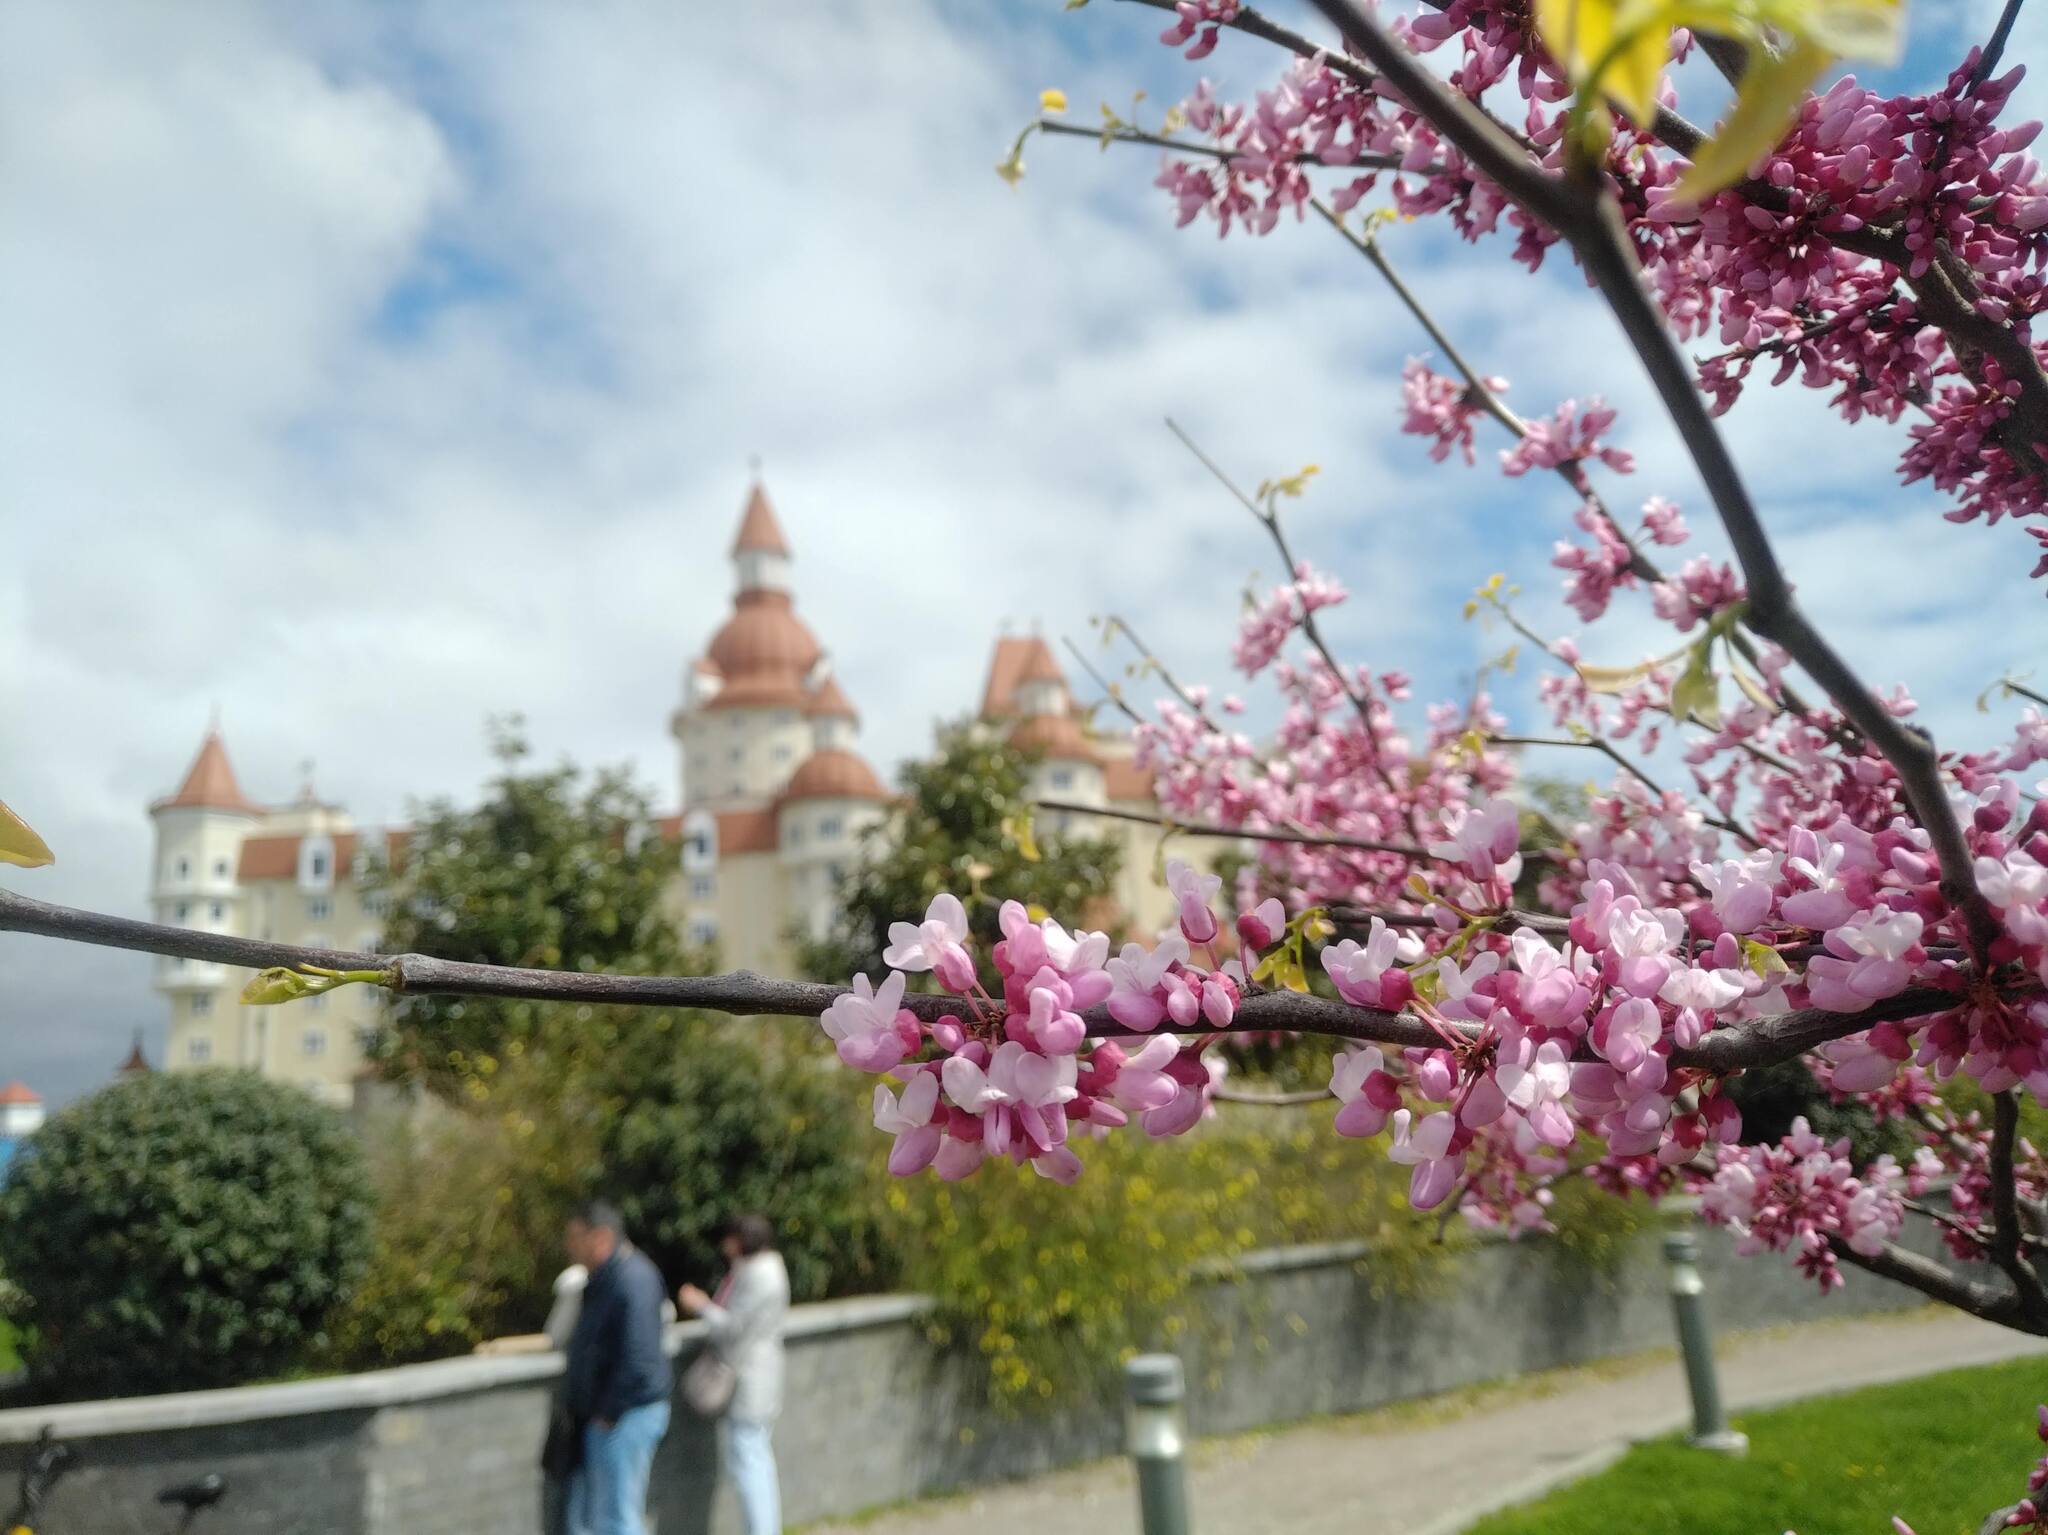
[1833,1236,2044,1333]
[1034,116,1413,175]
[0,886,1954,1074]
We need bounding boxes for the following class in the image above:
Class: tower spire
[731,480,793,595]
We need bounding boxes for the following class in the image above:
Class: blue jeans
[723,1417,781,1535]
[571,1399,670,1535]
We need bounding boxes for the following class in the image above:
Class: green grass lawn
[0,1318,17,1372]
[1486,1356,2047,1535]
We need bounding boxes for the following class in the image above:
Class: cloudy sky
[3,0,2042,1103]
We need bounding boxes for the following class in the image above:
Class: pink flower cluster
[1234,562,1348,676]
[830,867,1258,1184]
[1700,1118,1905,1291]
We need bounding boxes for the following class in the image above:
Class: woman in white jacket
[679,1213,790,1535]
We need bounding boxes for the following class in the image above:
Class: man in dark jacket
[564,1201,672,1535]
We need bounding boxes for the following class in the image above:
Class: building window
[310,852,328,880]
[362,891,389,917]
[187,1037,212,1064]
[790,826,806,848]
[174,856,190,881]
[175,902,190,923]
[827,862,847,886]
[773,744,792,763]
[306,896,332,921]
[728,747,744,764]
[1050,768,1076,791]
[212,857,229,879]
[301,1028,327,1057]
[819,815,844,839]
[689,918,719,946]
[190,994,212,1017]
[309,993,327,1013]
[210,900,225,923]
[728,782,743,797]
[689,874,715,901]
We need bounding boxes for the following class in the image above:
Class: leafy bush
[598,1026,892,1303]
[0,1071,372,1399]
[882,1106,1451,1413]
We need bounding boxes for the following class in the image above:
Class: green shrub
[882,1106,1452,1413]
[0,1071,372,1399]
[599,1029,892,1303]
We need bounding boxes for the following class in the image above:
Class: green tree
[366,719,690,1099]
[799,723,1123,984]
[339,723,887,1361]
[0,1072,372,1399]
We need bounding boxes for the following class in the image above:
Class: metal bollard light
[1663,1229,1749,1455]
[1125,1354,1193,1535]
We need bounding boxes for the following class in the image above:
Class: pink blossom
[1167,857,1222,944]
[874,1073,943,1176]
[1330,1044,1403,1137]
[820,971,916,1073]
[885,893,977,992]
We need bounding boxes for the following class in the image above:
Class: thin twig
[1034,797,1429,859]
[1101,614,1221,732]
[1212,1086,1331,1105]
[1035,118,1414,176]
[1062,635,1146,727]
[1326,904,1572,936]
[1163,417,1410,808]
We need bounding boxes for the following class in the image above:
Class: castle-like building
[149,483,1181,1102]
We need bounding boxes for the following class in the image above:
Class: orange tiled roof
[716,808,780,854]
[1103,757,1156,802]
[0,1080,40,1105]
[154,730,260,814]
[236,830,407,882]
[980,636,1065,719]
[731,483,792,557]
[781,748,889,803]
[1008,713,1103,765]
[804,675,857,721]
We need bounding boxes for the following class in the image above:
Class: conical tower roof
[731,483,792,558]
[154,728,259,814]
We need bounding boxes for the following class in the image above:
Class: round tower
[149,726,262,1002]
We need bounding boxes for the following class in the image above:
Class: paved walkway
[802,1310,2048,1535]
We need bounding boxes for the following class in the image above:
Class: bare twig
[0,887,1960,1074]
[1326,904,1572,936]
[1035,118,1413,176]
[1035,797,1430,858]
[1101,614,1221,732]
[1062,635,1146,727]
[1163,417,1410,807]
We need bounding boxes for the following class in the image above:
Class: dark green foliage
[366,721,691,1098]
[798,723,1122,984]
[595,1034,889,1302]
[1722,1057,1911,1168]
[0,1071,372,1399]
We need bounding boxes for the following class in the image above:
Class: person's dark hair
[570,1200,624,1236]
[729,1213,775,1255]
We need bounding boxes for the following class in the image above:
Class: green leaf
[1669,633,1724,729]
[0,797,53,868]
[1674,39,1831,202]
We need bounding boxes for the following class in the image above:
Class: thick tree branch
[1035,797,1431,858]
[1989,1091,2048,1319]
[0,888,1962,1075]
[1831,1236,2043,1333]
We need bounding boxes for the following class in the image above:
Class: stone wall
[0,1222,1947,1535]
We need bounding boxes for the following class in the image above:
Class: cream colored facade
[149,484,1193,1101]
